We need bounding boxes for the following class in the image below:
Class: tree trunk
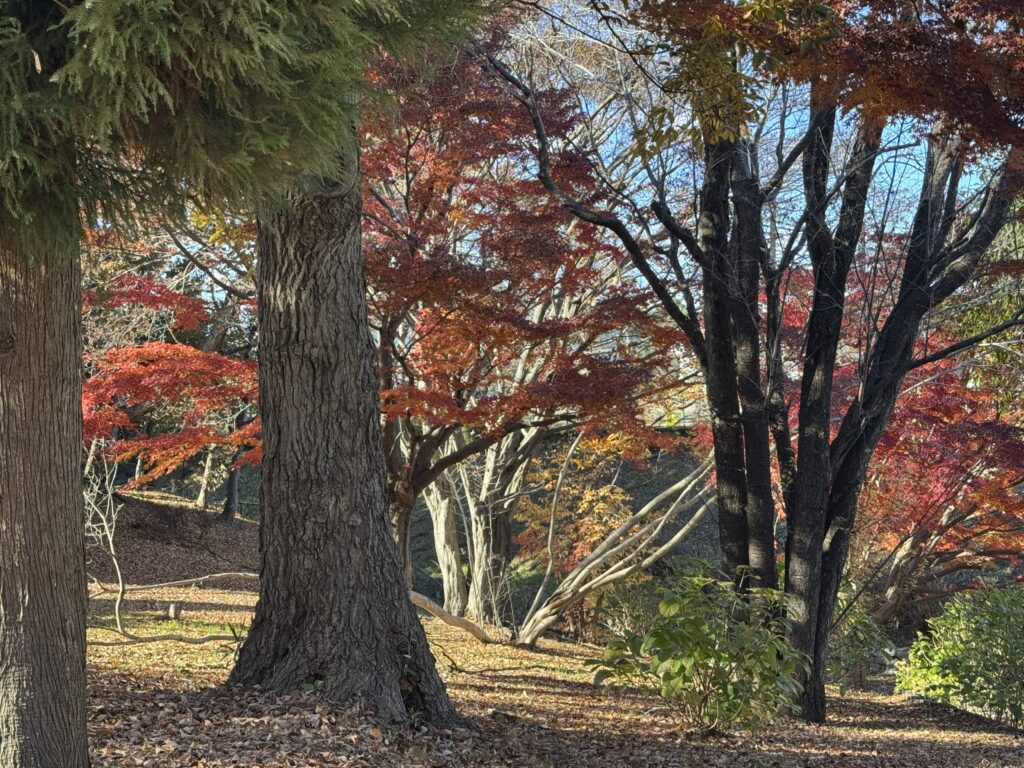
[229,148,455,724]
[466,506,513,624]
[699,140,750,579]
[730,135,777,588]
[0,240,88,766]
[423,480,469,616]
[195,449,213,508]
[220,456,241,521]
[221,410,250,522]
[388,481,416,588]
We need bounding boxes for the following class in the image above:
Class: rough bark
[0,239,89,767]
[229,147,455,724]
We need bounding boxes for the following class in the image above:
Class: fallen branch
[89,571,258,597]
[87,625,240,647]
[410,591,494,644]
[88,573,495,649]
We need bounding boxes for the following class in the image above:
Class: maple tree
[80,223,259,498]
[362,49,686,615]
[511,433,715,646]
[490,0,1024,720]
[79,53,696,637]
[854,368,1024,624]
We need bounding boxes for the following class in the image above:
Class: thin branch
[905,313,1024,371]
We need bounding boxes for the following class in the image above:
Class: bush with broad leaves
[588,564,807,734]
[897,587,1024,726]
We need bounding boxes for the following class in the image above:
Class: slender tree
[363,51,679,608]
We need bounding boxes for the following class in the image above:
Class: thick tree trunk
[423,480,469,616]
[0,240,88,766]
[229,152,455,724]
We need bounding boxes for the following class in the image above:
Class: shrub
[588,565,808,734]
[599,573,663,639]
[896,587,1024,726]
[827,588,894,693]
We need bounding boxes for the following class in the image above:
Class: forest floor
[86,496,1024,767]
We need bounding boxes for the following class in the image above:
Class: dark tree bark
[220,411,251,522]
[220,456,242,521]
[229,144,456,724]
[699,140,751,579]
[487,55,1019,723]
[785,111,882,722]
[730,134,778,588]
[0,239,88,767]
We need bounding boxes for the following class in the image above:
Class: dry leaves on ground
[87,500,1024,767]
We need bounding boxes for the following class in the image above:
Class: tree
[84,340,259,483]
[1,1,385,761]
[856,367,1024,624]
[227,4,497,724]
[489,0,1024,720]
[513,435,715,646]
[363,50,681,614]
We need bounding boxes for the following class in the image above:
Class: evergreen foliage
[0,0,485,247]
[897,588,1024,727]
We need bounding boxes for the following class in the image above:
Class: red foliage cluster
[363,51,684,462]
[80,53,685,490]
[83,274,210,332]
[772,261,1024,583]
[83,342,258,483]
[637,0,1024,148]
[861,365,1024,582]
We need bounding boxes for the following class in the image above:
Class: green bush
[896,587,1024,726]
[588,565,808,734]
[827,588,894,693]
